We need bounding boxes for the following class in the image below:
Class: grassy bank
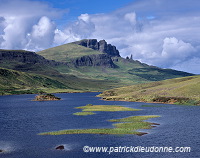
[99,75,200,105]
[39,115,160,136]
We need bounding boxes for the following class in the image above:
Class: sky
[0,0,200,74]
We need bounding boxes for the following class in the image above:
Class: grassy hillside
[0,41,195,95]
[36,43,193,86]
[99,75,200,105]
[0,67,67,95]
[37,43,103,62]
[0,67,117,95]
[56,57,194,86]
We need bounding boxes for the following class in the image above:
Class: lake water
[0,92,200,158]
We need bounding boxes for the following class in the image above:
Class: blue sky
[0,0,200,74]
[37,0,136,27]
[40,0,135,16]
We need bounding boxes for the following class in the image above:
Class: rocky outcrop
[0,48,117,69]
[0,49,62,66]
[33,94,61,101]
[70,54,117,68]
[73,39,120,57]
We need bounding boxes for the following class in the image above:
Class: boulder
[55,145,65,150]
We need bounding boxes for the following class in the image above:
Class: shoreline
[0,90,102,96]
[98,96,199,106]
[1,90,198,106]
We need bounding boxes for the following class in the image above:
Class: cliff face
[0,49,116,69]
[73,39,120,57]
[0,49,62,66]
[70,54,116,68]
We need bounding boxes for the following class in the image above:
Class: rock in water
[55,145,65,150]
[0,149,4,152]
[33,93,61,101]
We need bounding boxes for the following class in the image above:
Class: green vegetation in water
[76,104,140,112]
[39,115,160,136]
[73,112,96,116]
[141,105,165,107]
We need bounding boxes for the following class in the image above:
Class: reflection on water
[0,93,200,158]
[0,141,17,154]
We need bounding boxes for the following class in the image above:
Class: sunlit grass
[76,104,140,112]
[99,75,200,105]
[73,112,96,116]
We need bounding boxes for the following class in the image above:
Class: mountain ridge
[0,39,195,95]
[72,39,120,57]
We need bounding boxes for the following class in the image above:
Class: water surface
[0,93,200,158]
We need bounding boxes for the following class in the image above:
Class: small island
[39,104,160,136]
[39,115,160,136]
[33,93,61,101]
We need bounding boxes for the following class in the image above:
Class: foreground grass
[73,112,96,116]
[39,115,160,136]
[76,104,140,112]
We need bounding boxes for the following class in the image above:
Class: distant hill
[0,49,118,95]
[0,67,67,95]
[99,75,200,105]
[0,66,117,95]
[0,39,194,95]
[37,39,194,85]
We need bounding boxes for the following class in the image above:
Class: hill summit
[73,39,120,57]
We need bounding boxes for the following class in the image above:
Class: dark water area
[0,92,200,158]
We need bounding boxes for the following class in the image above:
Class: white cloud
[0,0,63,50]
[161,37,196,65]
[25,16,56,50]
[124,12,137,26]
[53,13,95,45]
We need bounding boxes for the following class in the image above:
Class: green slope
[99,75,200,105]
[36,42,193,86]
[79,57,193,85]
[0,67,117,95]
[37,43,103,62]
[0,67,67,95]
[0,41,195,95]
[0,49,119,95]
